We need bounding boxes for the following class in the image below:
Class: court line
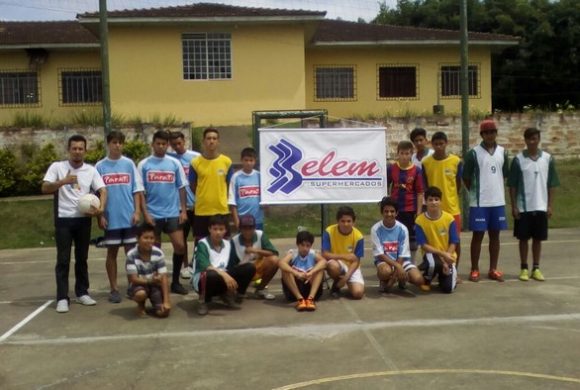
[271,369,580,389]
[4,312,580,346]
[0,300,53,343]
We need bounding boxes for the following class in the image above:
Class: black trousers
[198,263,256,303]
[55,217,92,301]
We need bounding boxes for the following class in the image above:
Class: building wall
[0,50,101,125]
[107,23,307,126]
[305,46,492,119]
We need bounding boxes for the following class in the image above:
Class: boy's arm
[416,224,455,264]
[132,192,142,225]
[278,251,299,278]
[140,192,154,225]
[310,253,327,275]
[456,160,464,195]
[230,205,240,229]
[178,187,187,224]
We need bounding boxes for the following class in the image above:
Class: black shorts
[396,211,417,250]
[103,227,137,247]
[128,284,163,309]
[282,277,323,302]
[193,214,231,240]
[154,217,181,236]
[514,211,548,241]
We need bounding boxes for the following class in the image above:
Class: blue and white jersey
[370,219,411,264]
[96,156,144,230]
[138,155,187,219]
[167,149,200,208]
[228,169,263,225]
[288,249,317,272]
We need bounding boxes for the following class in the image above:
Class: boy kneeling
[125,224,171,317]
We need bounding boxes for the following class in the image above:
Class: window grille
[0,71,39,106]
[314,66,356,101]
[183,33,232,80]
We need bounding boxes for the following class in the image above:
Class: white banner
[259,127,386,205]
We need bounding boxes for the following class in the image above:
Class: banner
[259,127,386,204]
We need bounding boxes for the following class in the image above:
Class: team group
[41,120,559,316]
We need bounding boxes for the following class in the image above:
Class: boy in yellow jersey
[415,186,460,293]
[321,206,365,299]
[421,131,463,275]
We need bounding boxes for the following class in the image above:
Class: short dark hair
[336,206,356,221]
[397,140,414,152]
[241,147,257,159]
[137,223,155,237]
[153,130,170,142]
[68,134,87,149]
[425,186,443,200]
[524,127,541,140]
[106,130,125,144]
[208,215,228,228]
[296,230,314,245]
[169,131,185,140]
[203,127,219,139]
[410,127,427,142]
[379,196,398,213]
[431,131,448,143]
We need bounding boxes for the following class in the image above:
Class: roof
[78,2,326,22]
[0,21,98,49]
[311,20,519,47]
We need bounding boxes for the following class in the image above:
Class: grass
[1,159,579,249]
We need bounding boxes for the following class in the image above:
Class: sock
[172,253,184,284]
[532,264,539,271]
[521,263,528,270]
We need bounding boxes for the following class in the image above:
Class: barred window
[182,33,232,80]
[315,66,355,100]
[378,66,417,98]
[0,71,39,106]
[61,70,102,104]
[441,65,478,96]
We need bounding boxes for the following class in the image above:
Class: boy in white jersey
[410,127,434,169]
[138,130,189,295]
[168,131,200,279]
[229,147,264,230]
[279,231,327,312]
[96,131,144,303]
[463,120,509,282]
[126,224,171,318]
[508,128,560,281]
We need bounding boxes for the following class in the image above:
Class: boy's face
[240,225,256,241]
[203,131,219,153]
[152,138,168,157]
[138,230,156,252]
[297,241,312,257]
[241,156,256,172]
[108,139,124,158]
[432,139,447,155]
[208,223,227,242]
[525,134,540,150]
[397,148,412,165]
[170,137,186,154]
[480,129,497,144]
[381,205,397,227]
[412,135,427,151]
[426,196,441,213]
[337,215,354,235]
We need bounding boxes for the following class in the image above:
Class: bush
[124,139,150,163]
[84,140,106,165]
[15,144,58,195]
[0,148,18,196]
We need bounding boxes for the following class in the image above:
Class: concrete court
[1,228,579,390]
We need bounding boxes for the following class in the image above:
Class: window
[0,71,39,106]
[378,65,417,99]
[315,66,356,100]
[440,65,479,97]
[60,70,102,105]
[182,33,232,80]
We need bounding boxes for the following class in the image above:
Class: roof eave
[310,40,519,47]
[78,15,326,24]
[0,43,100,50]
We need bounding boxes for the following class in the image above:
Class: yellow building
[0,3,517,126]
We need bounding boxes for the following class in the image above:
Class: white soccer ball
[78,193,100,214]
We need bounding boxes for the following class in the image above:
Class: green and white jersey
[463,143,509,207]
[230,230,278,264]
[508,150,560,213]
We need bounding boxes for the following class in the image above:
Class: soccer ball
[78,193,100,214]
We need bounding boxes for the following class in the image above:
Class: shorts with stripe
[469,206,508,232]
[418,253,456,294]
[103,227,138,247]
[154,217,181,235]
[329,259,365,285]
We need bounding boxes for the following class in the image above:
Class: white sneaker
[180,266,193,279]
[76,295,97,306]
[56,299,69,313]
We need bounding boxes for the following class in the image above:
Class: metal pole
[460,0,470,229]
[99,0,112,140]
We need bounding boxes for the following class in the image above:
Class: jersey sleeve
[507,157,521,188]
[448,221,460,244]
[354,236,364,259]
[398,225,411,260]
[194,241,211,273]
[370,224,384,259]
[456,159,464,180]
[188,160,197,185]
[175,160,187,189]
[91,167,106,192]
[261,233,279,256]
[43,162,60,183]
[321,230,331,252]
[228,172,237,206]
[415,166,425,193]
[225,162,234,186]
[132,161,144,193]
[415,223,427,246]
[547,156,560,188]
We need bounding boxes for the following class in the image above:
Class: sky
[0,0,397,22]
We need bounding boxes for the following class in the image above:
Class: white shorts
[331,259,365,285]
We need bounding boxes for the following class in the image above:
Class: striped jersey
[167,149,200,208]
[412,148,434,168]
[387,162,424,212]
[125,246,167,286]
[228,169,263,226]
[463,143,508,207]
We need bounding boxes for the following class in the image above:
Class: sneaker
[304,298,316,311]
[171,283,188,295]
[419,284,431,292]
[469,270,480,282]
[254,288,275,300]
[519,269,530,281]
[180,266,193,279]
[76,295,96,306]
[197,302,209,316]
[108,290,122,304]
[488,269,504,282]
[295,298,307,312]
[330,282,341,298]
[56,299,69,313]
[220,294,241,309]
[531,268,545,281]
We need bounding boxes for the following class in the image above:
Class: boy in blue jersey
[229,147,264,230]
[96,131,144,303]
[168,131,200,279]
[279,231,327,312]
[371,197,427,293]
[138,130,189,295]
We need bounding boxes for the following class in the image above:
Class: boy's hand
[394,263,408,282]
[442,262,450,275]
[335,275,347,289]
[143,212,155,226]
[343,253,358,263]
[511,206,520,220]
[221,272,238,292]
[98,215,107,229]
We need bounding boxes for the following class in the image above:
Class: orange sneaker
[305,298,316,311]
[295,298,307,312]
[488,269,504,282]
[469,270,480,282]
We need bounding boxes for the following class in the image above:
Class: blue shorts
[103,227,138,246]
[469,206,508,232]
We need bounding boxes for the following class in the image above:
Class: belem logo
[103,173,130,185]
[267,138,382,195]
[147,171,175,183]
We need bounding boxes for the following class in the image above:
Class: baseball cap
[239,215,256,228]
[480,119,497,132]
